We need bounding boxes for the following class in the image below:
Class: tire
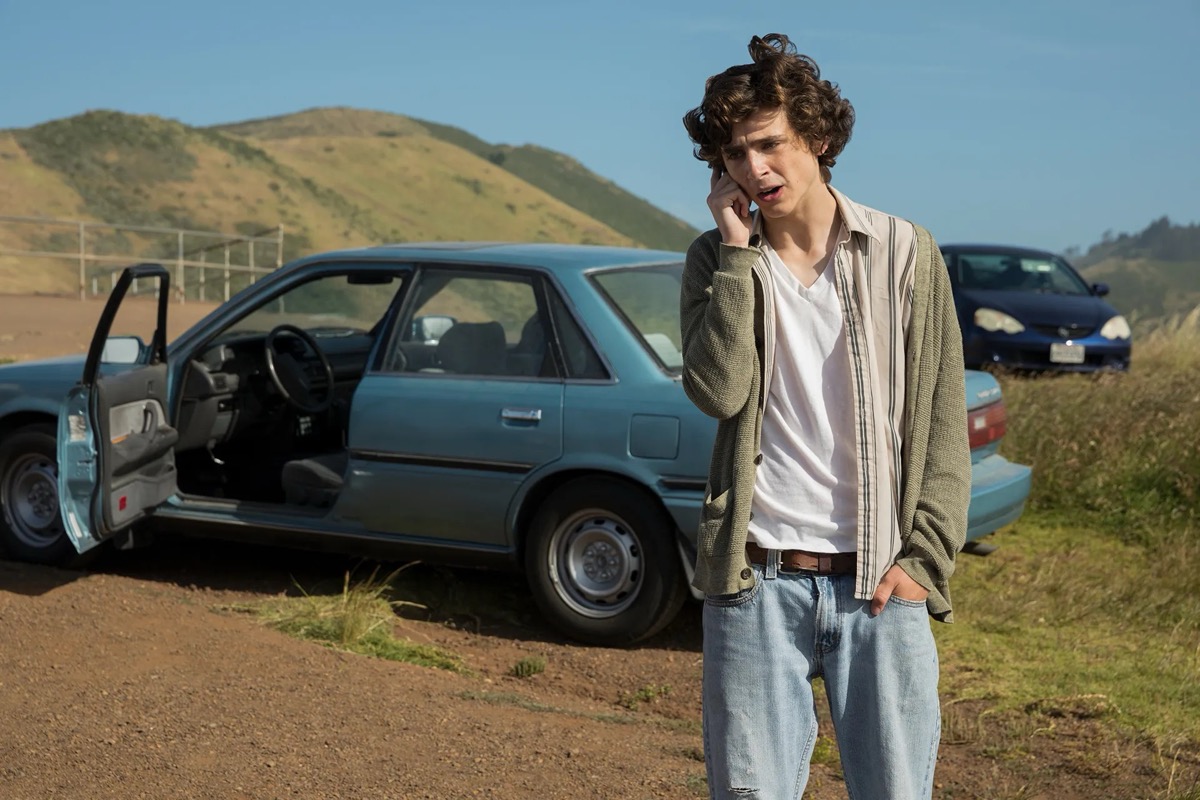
[525,477,688,646]
[0,424,78,565]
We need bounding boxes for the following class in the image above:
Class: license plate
[1050,343,1085,364]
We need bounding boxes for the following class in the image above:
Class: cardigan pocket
[698,487,731,557]
[704,570,761,607]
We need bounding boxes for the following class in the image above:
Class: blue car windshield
[952,252,1090,295]
[592,263,685,374]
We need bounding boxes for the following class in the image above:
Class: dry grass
[234,566,466,673]
[998,309,1200,541]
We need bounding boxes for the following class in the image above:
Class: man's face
[721,107,824,222]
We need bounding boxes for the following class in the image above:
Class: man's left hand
[870,564,929,616]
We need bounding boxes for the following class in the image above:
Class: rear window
[591,264,684,374]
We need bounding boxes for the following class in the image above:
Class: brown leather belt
[746,542,856,575]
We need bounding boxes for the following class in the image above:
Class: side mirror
[1091,282,1110,297]
[411,315,456,344]
[101,335,145,364]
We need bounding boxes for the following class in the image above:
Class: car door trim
[658,476,707,493]
[350,448,533,475]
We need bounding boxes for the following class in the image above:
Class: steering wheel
[263,324,335,414]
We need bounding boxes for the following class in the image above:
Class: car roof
[288,242,686,276]
[940,243,1060,259]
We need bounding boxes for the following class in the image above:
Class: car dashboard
[174,330,373,454]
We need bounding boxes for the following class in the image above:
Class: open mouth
[757,186,783,203]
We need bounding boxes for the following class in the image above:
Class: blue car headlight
[974,308,1025,334]
[1099,315,1131,340]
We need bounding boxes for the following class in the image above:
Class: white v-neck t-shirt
[747,241,859,553]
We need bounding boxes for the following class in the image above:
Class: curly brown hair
[682,34,855,184]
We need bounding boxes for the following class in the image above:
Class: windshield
[591,263,685,374]
[217,272,404,340]
[951,251,1090,295]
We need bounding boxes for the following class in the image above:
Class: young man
[680,34,971,799]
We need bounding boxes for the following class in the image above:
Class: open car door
[58,264,179,554]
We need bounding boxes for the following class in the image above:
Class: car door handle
[501,408,542,422]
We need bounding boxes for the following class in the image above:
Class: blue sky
[1,0,1196,254]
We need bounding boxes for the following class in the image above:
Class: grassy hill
[0,107,698,296]
[216,108,699,252]
[1078,256,1200,323]
[1071,216,1200,325]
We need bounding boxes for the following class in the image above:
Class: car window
[591,264,685,374]
[386,269,553,378]
[221,272,405,337]
[547,290,607,380]
[954,252,1090,295]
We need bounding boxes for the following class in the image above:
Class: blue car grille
[1032,323,1094,340]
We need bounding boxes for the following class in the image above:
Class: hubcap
[548,509,642,618]
[2,453,65,549]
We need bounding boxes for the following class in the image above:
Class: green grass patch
[942,313,1200,765]
[810,734,838,766]
[685,773,708,797]
[0,356,15,365]
[235,567,465,673]
[618,683,672,711]
[509,656,546,679]
[459,690,560,715]
[938,517,1200,748]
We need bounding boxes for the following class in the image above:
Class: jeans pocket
[887,594,928,610]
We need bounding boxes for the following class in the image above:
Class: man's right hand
[707,168,754,248]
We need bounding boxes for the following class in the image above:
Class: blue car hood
[0,354,86,385]
[956,289,1118,328]
[0,355,85,414]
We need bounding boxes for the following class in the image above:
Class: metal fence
[0,214,285,302]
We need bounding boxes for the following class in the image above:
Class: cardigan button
[740,568,752,580]
[753,453,763,465]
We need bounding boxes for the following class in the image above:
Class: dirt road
[0,294,218,364]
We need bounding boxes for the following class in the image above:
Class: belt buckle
[816,554,833,574]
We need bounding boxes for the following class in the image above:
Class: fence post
[276,224,284,269]
[199,248,206,303]
[78,221,86,300]
[224,243,231,302]
[249,237,256,285]
[176,230,185,304]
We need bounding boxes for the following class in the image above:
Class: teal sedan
[0,244,1031,645]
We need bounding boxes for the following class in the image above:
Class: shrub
[509,656,546,679]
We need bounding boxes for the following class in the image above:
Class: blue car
[0,244,1031,644]
[941,244,1132,372]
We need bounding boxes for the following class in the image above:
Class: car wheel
[0,424,77,565]
[525,478,688,646]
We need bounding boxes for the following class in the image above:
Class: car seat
[435,321,507,375]
[281,451,348,507]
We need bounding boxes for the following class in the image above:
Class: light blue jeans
[702,555,940,800]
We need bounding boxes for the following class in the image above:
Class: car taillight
[968,400,1007,450]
